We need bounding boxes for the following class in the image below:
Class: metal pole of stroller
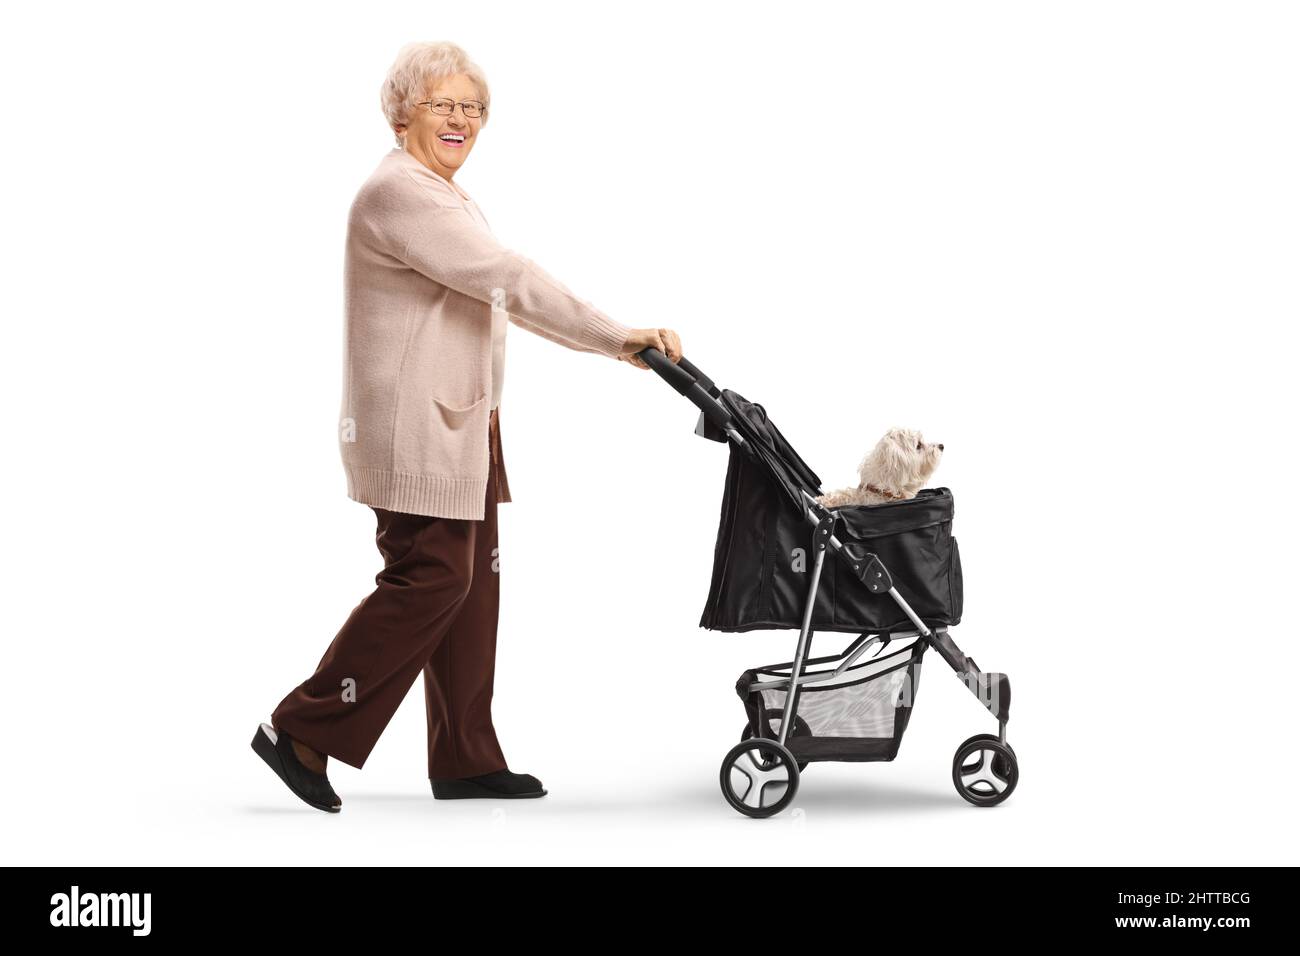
[779,545,826,747]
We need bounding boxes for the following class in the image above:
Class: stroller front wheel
[720,739,800,818]
[952,735,1018,807]
[955,733,1016,776]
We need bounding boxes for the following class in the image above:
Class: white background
[2,0,1297,865]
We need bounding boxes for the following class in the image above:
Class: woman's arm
[357,170,633,357]
[507,312,605,355]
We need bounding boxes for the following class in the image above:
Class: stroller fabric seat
[698,391,963,634]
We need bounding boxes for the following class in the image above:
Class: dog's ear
[863,428,909,488]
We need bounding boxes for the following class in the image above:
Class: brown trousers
[272,407,512,779]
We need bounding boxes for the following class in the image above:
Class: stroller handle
[637,346,734,434]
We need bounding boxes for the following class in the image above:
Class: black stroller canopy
[699,389,823,516]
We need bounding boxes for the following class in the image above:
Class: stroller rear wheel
[741,709,811,771]
[720,739,800,818]
[952,735,1018,807]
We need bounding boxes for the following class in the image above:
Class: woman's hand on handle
[617,328,682,370]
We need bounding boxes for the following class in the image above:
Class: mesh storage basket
[738,637,927,762]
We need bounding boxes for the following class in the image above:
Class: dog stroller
[639,348,1017,818]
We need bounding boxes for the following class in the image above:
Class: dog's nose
[937,444,944,450]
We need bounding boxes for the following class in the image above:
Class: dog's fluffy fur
[815,428,944,508]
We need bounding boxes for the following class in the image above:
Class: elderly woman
[252,41,682,811]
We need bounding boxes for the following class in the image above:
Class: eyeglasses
[417,98,487,119]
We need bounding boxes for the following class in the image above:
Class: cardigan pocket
[432,391,487,416]
[420,390,491,478]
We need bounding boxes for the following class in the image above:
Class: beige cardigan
[339,147,634,520]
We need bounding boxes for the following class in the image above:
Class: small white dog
[815,428,944,508]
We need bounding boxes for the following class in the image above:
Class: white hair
[379,41,491,145]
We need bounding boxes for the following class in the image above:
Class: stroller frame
[765,487,1009,748]
[638,347,1017,817]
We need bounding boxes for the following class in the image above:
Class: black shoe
[251,723,342,813]
[430,769,547,800]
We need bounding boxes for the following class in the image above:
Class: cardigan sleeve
[364,170,633,358]
[507,312,605,355]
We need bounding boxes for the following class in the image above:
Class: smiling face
[394,72,486,180]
